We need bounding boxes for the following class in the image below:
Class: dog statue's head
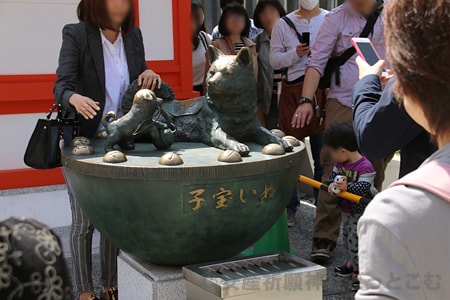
[133,89,157,104]
[122,80,175,115]
[206,46,257,113]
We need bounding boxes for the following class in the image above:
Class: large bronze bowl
[62,141,304,266]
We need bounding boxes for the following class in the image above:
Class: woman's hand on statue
[291,103,314,129]
[138,69,162,90]
[69,94,100,120]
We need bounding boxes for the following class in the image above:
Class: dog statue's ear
[236,47,252,67]
[208,46,223,64]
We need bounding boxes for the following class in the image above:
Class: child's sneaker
[334,262,353,277]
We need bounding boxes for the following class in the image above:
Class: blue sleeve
[352,75,424,160]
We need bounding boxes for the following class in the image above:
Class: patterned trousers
[65,169,118,293]
[342,212,362,268]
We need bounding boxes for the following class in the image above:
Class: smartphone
[351,37,381,66]
[302,32,310,46]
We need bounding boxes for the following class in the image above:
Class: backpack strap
[282,16,303,44]
[390,161,450,203]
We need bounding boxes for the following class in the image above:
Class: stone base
[118,252,186,300]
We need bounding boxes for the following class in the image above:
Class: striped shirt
[234,42,245,53]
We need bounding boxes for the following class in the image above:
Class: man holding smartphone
[296,0,389,263]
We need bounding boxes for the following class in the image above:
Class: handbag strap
[45,103,79,139]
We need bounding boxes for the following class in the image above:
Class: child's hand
[328,183,335,195]
[334,176,348,192]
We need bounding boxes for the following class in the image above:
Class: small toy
[332,175,346,194]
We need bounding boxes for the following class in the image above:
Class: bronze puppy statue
[102,89,173,152]
[121,47,291,156]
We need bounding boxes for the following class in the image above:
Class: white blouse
[192,31,211,86]
[99,30,130,130]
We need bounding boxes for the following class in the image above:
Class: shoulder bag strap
[282,16,303,44]
[331,3,383,85]
[281,16,304,82]
[335,4,384,67]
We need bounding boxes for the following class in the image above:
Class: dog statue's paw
[231,143,250,157]
[281,139,294,152]
[119,140,135,151]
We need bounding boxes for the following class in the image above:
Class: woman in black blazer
[54,1,160,299]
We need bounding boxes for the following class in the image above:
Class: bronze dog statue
[122,47,291,156]
[102,89,174,152]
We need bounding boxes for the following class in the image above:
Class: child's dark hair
[323,123,359,152]
[218,3,251,37]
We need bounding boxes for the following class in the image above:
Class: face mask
[300,0,319,10]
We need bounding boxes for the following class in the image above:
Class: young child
[323,123,376,291]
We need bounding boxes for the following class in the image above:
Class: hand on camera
[69,94,101,120]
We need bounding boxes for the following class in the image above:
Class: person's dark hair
[220,0,244,9]
[323,123,359,152]
[386,0,450,137]
[218,3,251,38]
[192,0,208,50]
[77,0,135,36]
[253,0,287,29]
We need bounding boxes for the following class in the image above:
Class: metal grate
[198,254,308,281]
[183,252,327,298]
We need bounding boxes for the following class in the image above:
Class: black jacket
[54,22,147,138]
[353,75,436,177]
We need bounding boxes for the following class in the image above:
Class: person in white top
[191,1,211,95]
[54,0,162,299]
[270,0,328,84]
[270,0,328,226]
[99,29,130,129]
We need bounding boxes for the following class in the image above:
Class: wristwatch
[297,97,313,106]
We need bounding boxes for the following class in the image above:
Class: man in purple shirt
[291,0,390,262]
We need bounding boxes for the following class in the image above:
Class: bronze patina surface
[62,140,304,266]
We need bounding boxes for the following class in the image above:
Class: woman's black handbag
[24,104,78,170]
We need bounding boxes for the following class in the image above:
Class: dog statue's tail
[102,111,117,129]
